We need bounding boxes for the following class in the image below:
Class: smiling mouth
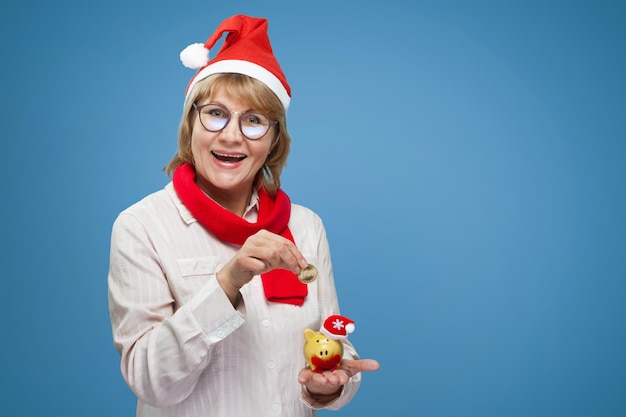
[212,151,246,163]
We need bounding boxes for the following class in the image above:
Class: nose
[219,113,244,142]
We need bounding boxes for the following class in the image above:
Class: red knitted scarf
[172,163,307,306]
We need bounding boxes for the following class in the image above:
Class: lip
[211,150,247,167]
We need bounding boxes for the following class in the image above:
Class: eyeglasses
[193,103,278,140]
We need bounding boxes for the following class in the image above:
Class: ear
[304,329,316,341]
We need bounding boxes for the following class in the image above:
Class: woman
[108,15,378,417]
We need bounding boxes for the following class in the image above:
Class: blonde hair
[165,73,291,197]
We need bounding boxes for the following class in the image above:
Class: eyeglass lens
[198,104,272,140]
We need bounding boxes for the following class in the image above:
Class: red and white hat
[180,14,291,110]
[321,315,355,341]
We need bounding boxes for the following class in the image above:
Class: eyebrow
[204,100,255,114]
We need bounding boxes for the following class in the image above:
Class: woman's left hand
[298,359,380,398]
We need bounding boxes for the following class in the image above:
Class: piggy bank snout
[315,342,335,358]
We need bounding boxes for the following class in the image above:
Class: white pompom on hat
[321,315,355,341]
[179,14,291,110]
[180,43,210,69]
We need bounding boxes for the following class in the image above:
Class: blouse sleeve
[297,209,362,410]
[107,211,244,407]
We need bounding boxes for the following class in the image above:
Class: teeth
[213,151,244,158]
[212,151,245,162]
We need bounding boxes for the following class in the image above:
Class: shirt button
[268,360,275,369]
[272,403,281,412]
[262,319,270,327]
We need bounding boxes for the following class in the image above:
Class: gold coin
[298,264,318,284]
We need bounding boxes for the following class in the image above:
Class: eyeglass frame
[192,102,279,141]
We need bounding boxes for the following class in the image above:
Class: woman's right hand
[216,229,308,304]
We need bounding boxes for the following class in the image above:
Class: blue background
[2,0,624,415]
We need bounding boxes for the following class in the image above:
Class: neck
[195,175,252,217]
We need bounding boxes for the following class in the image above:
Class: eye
[206,107,227,118]
[244,114,263,125]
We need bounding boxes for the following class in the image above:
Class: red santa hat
[179,14,291,110]
[321,315,355,341]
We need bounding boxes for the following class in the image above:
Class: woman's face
[191,87,276,202]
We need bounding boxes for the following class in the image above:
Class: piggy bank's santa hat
[321,315,355,341]
[179,14,291,110]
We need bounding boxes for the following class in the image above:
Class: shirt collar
[242,188,260,222]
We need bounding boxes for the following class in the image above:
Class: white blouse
[108,182,360,416]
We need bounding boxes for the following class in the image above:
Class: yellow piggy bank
[303,315,355,373]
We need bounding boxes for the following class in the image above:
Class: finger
[323,370,348,385]
[230,251,268,278]
[248,232,307,273]
[341,359,381,374]
[298,367,317,384]
[271,239,306,272]
[298,368,330,384]
[258,230,307,270]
